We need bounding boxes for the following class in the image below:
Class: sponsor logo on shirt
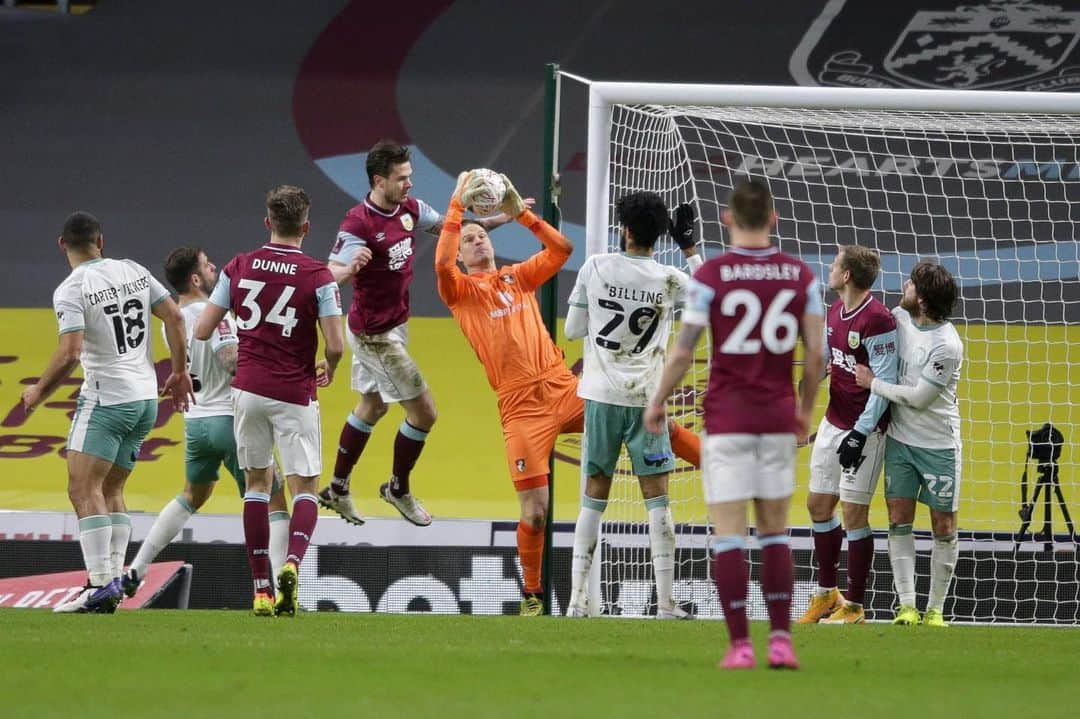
[387,237,414,271]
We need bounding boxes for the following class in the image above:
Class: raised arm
[670,203,704,274]
[434,172,474,307]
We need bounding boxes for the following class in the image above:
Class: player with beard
[855,261,963,628]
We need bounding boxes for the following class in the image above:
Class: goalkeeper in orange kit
[435,172,700,616]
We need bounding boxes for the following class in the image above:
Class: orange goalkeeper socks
[668,421,701,469]
[517,521,545,594]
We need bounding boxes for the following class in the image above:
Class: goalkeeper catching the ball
[435,172,701,616]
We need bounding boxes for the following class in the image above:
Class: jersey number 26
[719,289,798,355]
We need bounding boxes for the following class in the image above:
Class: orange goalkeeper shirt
[435,203,573,396]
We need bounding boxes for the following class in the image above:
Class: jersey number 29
[595,299,660,354]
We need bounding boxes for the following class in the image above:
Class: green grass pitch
[1,610,1076,718]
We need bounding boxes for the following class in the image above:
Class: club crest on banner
[791,1,1080,91]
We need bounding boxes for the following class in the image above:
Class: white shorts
[232,389,322,477]
[702,433,796,503]
[808,417,885,506]
[347,323,427,402]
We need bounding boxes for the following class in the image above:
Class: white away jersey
[569,253,688,406]
[163,301,238,419]
[52,258,170,405]
[887,307,963,449]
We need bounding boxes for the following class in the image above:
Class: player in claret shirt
[320,140,520,528]
[798,246,897,626]
[645,180,824,669]
[195,185,344,617]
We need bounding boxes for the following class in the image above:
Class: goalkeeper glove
[497,173,526,218]
[459,174,490,212]
[668,203,697,251]
[836,429,867,470]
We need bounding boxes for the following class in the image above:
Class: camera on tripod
[1016,423,1074,550]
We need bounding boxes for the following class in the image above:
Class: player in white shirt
[563,193,704,619]
[855,261,963,627]
[21,212,192,614]
[122,247,291,599]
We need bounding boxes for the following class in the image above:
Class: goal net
[568,78,1080,624]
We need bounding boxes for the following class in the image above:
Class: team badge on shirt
[516,458,526,472]
[847,331,861,349]
[400,214,414,231]
[500,274,515,284]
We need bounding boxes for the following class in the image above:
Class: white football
[467,168,506,217]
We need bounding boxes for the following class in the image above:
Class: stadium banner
[1,539,1075,623]
[0,560,188,610]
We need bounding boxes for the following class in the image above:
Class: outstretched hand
[452,171,473,204]
[668,203,697,251]
[497,174,526,218]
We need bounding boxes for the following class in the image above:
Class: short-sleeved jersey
[824,294,897,434]
[210,243,341,406]
[163,301,237,419]
[886,307,963,449]
[52,257,169,406]
[569,253,688,407]
[329,195,440,337]
[435,210,573,396]
[683,246,823,435]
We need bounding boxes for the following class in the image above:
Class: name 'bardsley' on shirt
[719,263,802,282]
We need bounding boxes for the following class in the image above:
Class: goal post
[566,73,1080,624]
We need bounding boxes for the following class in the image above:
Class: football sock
[243,491,272,595]
[888,523,917,607]
[331,414,374,495]
[712,535,749,642]
[78,515,113,587]
[269,510,290,579]
[812,516,842,592]
[517,521,545,594]
[667,422,700,469]
[285,494,319,567]
[646,495,676,609]
[390,421,429,497]
[845,526,874,606]
[928,533,958,613]
[108,512,132,580]
[130,495,195,577]
[570,496,606,609]
[760,534,794,634]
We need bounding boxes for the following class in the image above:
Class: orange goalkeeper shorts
[498,367,584,490]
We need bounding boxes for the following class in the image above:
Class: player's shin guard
[811,516,843,591]
[285,494,319,567]
[712,535,749,642]
[131,496,195,578]
[646,495,676,610]
[78,515,113,587]
[760,534,794,635]
[331,414,374,495]
[109,513,132,580]
[517,521,545,595]
[269,510,290,579]
[570,496,606,610]
[928,533,958,613]
[390,421,429,497]
[667,422,700,468]
[888,523,917,608]
[243,492,272,595]
[845,526,874,606]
